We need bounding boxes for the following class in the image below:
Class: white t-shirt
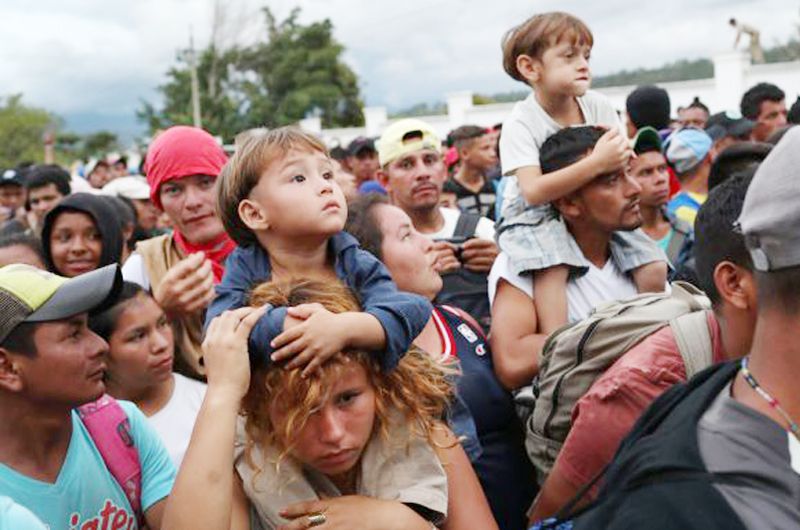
[121,252,151,291]
[488,251,637,323]
[148,373,207,468]
[499,89,620,176]
[498,90,621,221]
[426,207,495,242]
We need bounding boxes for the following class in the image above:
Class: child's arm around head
[516,128,633,207]
[273,236,433,374]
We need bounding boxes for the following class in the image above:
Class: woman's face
[106,293,175,395]
[49,211,102,277]
[133,198,159,232]
[158,174,225,245]
[277,362,376,481]
[376,204,443,300]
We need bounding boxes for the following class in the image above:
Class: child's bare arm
[517,128,632,205]
[270,305,385,375]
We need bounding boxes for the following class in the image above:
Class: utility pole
[182,29,203,128]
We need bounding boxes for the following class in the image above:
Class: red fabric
[173,228,236,284]
[668,165,681,198]
[552,312,725,496]
[144,126,228,208]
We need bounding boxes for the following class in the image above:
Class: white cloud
[0,0,797,132]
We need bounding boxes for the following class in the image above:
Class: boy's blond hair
[502,12,593,84]
[217,126,329,247]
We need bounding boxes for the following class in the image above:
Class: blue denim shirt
[204,232,432,371]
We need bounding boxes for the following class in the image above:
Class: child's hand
[270,304,349,376]
[589,128,634,176]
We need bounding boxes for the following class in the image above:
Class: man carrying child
[497,12,667,338]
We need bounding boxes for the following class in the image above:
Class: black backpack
[545,362,749,530]
[435,212,491,332]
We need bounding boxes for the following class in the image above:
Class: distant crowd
[0,9,799,530]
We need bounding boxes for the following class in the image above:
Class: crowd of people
[0,9,799,530]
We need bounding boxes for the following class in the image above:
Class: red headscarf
[144,126,235,282]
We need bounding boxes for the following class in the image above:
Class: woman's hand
[278,496,432,530]
[202,305,266,399]
[154,251,216,316]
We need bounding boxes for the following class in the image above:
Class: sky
[1,0,798,142]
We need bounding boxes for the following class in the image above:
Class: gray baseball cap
[737,126,800,271]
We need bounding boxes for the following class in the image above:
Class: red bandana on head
[145,126,235,283]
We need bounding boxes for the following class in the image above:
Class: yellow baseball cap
[0,264,122,344]
[377,118,441,167]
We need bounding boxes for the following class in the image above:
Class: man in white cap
[0,264,176,529]
[569,127,800,529]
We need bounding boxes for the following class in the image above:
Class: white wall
[309,51,800,147]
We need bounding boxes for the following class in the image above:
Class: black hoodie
[42,193,124,275]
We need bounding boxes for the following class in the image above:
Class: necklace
[740,357,800,440]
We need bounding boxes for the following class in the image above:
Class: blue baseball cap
[665,128,713,175]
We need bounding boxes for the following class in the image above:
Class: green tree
[82,131,119,158]
[139,7,363,141]
[0,95,57,168]
[238,8,363,129]
[137,46,246,140]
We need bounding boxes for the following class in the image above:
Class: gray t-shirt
[698,381,800,529]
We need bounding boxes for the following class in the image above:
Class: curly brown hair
[240,277,452,477]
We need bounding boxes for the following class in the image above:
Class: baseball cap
[631,126,663,155]
[377,118,441,167]
[665,128,713,174]
[101,176,151,200]
[347,137,376,157]
[737,127,800,271]
[0,169,24,187]
[0,264,122,344]
[705,111,754,142]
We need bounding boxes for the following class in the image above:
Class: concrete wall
[308,51,800,147]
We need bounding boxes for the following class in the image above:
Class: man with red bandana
[122,126,236,378]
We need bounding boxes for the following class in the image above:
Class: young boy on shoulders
[206,128,432,373]
[497,12,667,335]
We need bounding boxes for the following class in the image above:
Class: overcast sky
[1,0,798,138]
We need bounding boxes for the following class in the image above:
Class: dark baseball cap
[0,169,24,187]
[705,111,754,141]
[347,137,377,157]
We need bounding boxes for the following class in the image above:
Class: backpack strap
[669,310,713,379]
[453,212,481,239]
[77,395,144,526]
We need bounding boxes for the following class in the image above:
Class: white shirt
[121,252,151,291]
[425,207,495,242]
[498,90,621,221]
[148,373,207,468]
[488,251,637,323]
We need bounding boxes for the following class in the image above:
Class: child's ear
[238,199,270,231]
[516,54,540,83]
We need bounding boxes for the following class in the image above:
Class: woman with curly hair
[163,278,496,530]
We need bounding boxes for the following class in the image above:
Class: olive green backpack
[526,282,713,483]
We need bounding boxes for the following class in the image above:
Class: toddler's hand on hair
[271,304,349,376]
[590,128,633,176]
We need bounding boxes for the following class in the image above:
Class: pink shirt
[553,311,724,494]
